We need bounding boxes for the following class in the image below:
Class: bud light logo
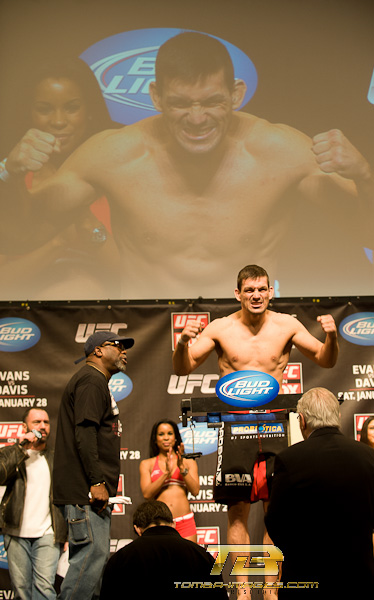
[80,28,257,125]
[178,422,217,456]
[216,371,280,409]
[0,536,8,568]
[0,318,41,352]
[339,313,374,346]
[109,373,133,402]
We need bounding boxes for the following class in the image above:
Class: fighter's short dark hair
[155,31,235,93]
[133,500,174,529]
[237,265,270,290]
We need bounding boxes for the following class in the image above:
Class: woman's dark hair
[360,416,374,446]
[149,419,183,457]
[15,56,116,143]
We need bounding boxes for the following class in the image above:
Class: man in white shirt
[0,408,66,600]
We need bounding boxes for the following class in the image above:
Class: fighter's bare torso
[201,310,297,385]
[46,113,354,298]
[173,272,337,385]
[55,112,343,297]
[95,113,311,226]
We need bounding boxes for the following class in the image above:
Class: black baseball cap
[75,331,134,364]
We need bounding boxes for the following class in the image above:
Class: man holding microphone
[0,408,66,600]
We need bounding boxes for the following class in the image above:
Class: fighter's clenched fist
[178,319,205,345]
[312,129,371,181]
[317,314,337,335]
[6,129,60,175]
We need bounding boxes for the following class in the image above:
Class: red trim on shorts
[250,456,269,503]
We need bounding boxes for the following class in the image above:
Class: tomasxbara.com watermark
[174,545,319,590]
[174,582,319,589]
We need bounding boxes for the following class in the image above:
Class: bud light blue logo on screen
[178,422,217,456]
[0,318,41,352]
[109,373,133,402]
[80,28,258,125]
[216,371,280,409]
[339,313,374,346]
[0,535,8,568]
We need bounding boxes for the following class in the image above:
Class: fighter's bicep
[50,170,96,211]
[297,169,356,208]
[291,324,322,360]
[29,173,96,235]
[189,335,216,367]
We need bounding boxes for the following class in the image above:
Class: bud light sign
[109,373,133,402]
[339,313,374,346]
[80,28,258,125]
[0,536,8,569]
[178,422,217,456]
[216,371,279,409]
[0,318,41,352]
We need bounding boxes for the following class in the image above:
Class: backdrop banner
[0,296,373,590]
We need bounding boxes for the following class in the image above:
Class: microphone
[19,429,43,446]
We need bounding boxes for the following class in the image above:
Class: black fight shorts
[213,418,289,505]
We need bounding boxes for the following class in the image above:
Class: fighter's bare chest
[217,326,292,365]
[105,153,293,220]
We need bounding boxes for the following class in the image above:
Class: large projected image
[0,3,373,301]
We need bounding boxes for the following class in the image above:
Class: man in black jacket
[100,500,227,599]
[265,387,374,598]
[0,408,66,599]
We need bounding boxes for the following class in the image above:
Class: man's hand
[89,483,109,513]
[317,314,337,335]
[6,129,61,175]
[178,319,205,345]
[312,129,371,181]
[18,430,39,447]
[173,318,213,375]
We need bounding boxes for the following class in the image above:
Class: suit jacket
[265,427,374,598]
[100,525,227,599]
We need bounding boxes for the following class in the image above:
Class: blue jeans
[58,504,111,600]
[4,533,60,600]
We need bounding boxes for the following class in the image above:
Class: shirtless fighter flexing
[172,264,338,597]
[2,32,373,299]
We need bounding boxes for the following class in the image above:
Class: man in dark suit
[100,500,227,598]
[265,387,374,598]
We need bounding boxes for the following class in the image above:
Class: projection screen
[0,0,373,301]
